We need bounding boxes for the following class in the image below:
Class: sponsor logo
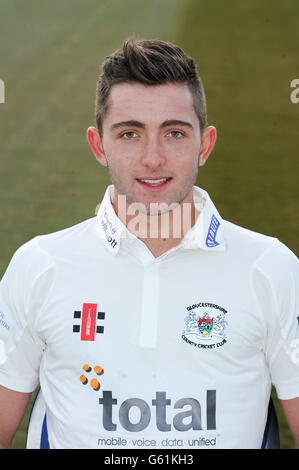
[182,302,228,349]
[98,436,217,448]
[73,303,105,341]
[79,363,104,390]
[206,214,220,247]
[0,311,11,336]
[98,389,216,433]
[77,364,218,448]
[100,209,118,249]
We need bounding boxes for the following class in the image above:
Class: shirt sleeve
[0,237,54,393]
[252,238,299,400]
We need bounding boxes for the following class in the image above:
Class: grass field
[0,0,298,449]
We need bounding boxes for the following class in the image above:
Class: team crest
[198,314,214,336]
[182,302,228,349]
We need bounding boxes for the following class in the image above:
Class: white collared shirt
[0,185,299,449]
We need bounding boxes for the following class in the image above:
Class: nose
[141,136,166,169]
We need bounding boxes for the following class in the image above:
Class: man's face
[96,82,208,214]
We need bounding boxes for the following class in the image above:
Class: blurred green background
[0,0,298,449]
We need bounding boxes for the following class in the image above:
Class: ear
[198,126,217,167]
[86,126,108,167]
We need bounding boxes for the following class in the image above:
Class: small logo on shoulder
[206,215,220,247]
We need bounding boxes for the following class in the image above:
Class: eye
[120,131,138,139]
[166,130,184,138]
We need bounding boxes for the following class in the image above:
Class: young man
[0,38,298,449]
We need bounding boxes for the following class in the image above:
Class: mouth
[136,177,172,192]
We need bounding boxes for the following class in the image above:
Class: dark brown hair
[95,37,207,137]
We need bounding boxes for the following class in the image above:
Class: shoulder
[223,219,276,251]
[5,217,98,278]
[223,219,296,261]
[223,219,298,284]
[35,216,97,250]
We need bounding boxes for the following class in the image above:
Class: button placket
[138,261,160,349]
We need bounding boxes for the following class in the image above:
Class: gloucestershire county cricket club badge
[182,302,228,349]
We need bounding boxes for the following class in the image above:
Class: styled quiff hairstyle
[95,37,207,138]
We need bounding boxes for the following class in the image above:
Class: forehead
[105,82,198,125]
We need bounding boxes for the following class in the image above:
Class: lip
[136,177,172,192]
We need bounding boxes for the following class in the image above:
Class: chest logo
[182,302,228,349]
[73,303,105,341]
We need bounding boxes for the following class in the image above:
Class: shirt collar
[95,185,226,256]
[182,186,226,252]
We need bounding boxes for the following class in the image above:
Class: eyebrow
[110,119,194,131]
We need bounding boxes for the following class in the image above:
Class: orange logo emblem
[80,363,104,391]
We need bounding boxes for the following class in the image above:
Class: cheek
[166,140,200,161]
[172,152,199,174]
[106,142,141,165]
[103,144,127,170]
